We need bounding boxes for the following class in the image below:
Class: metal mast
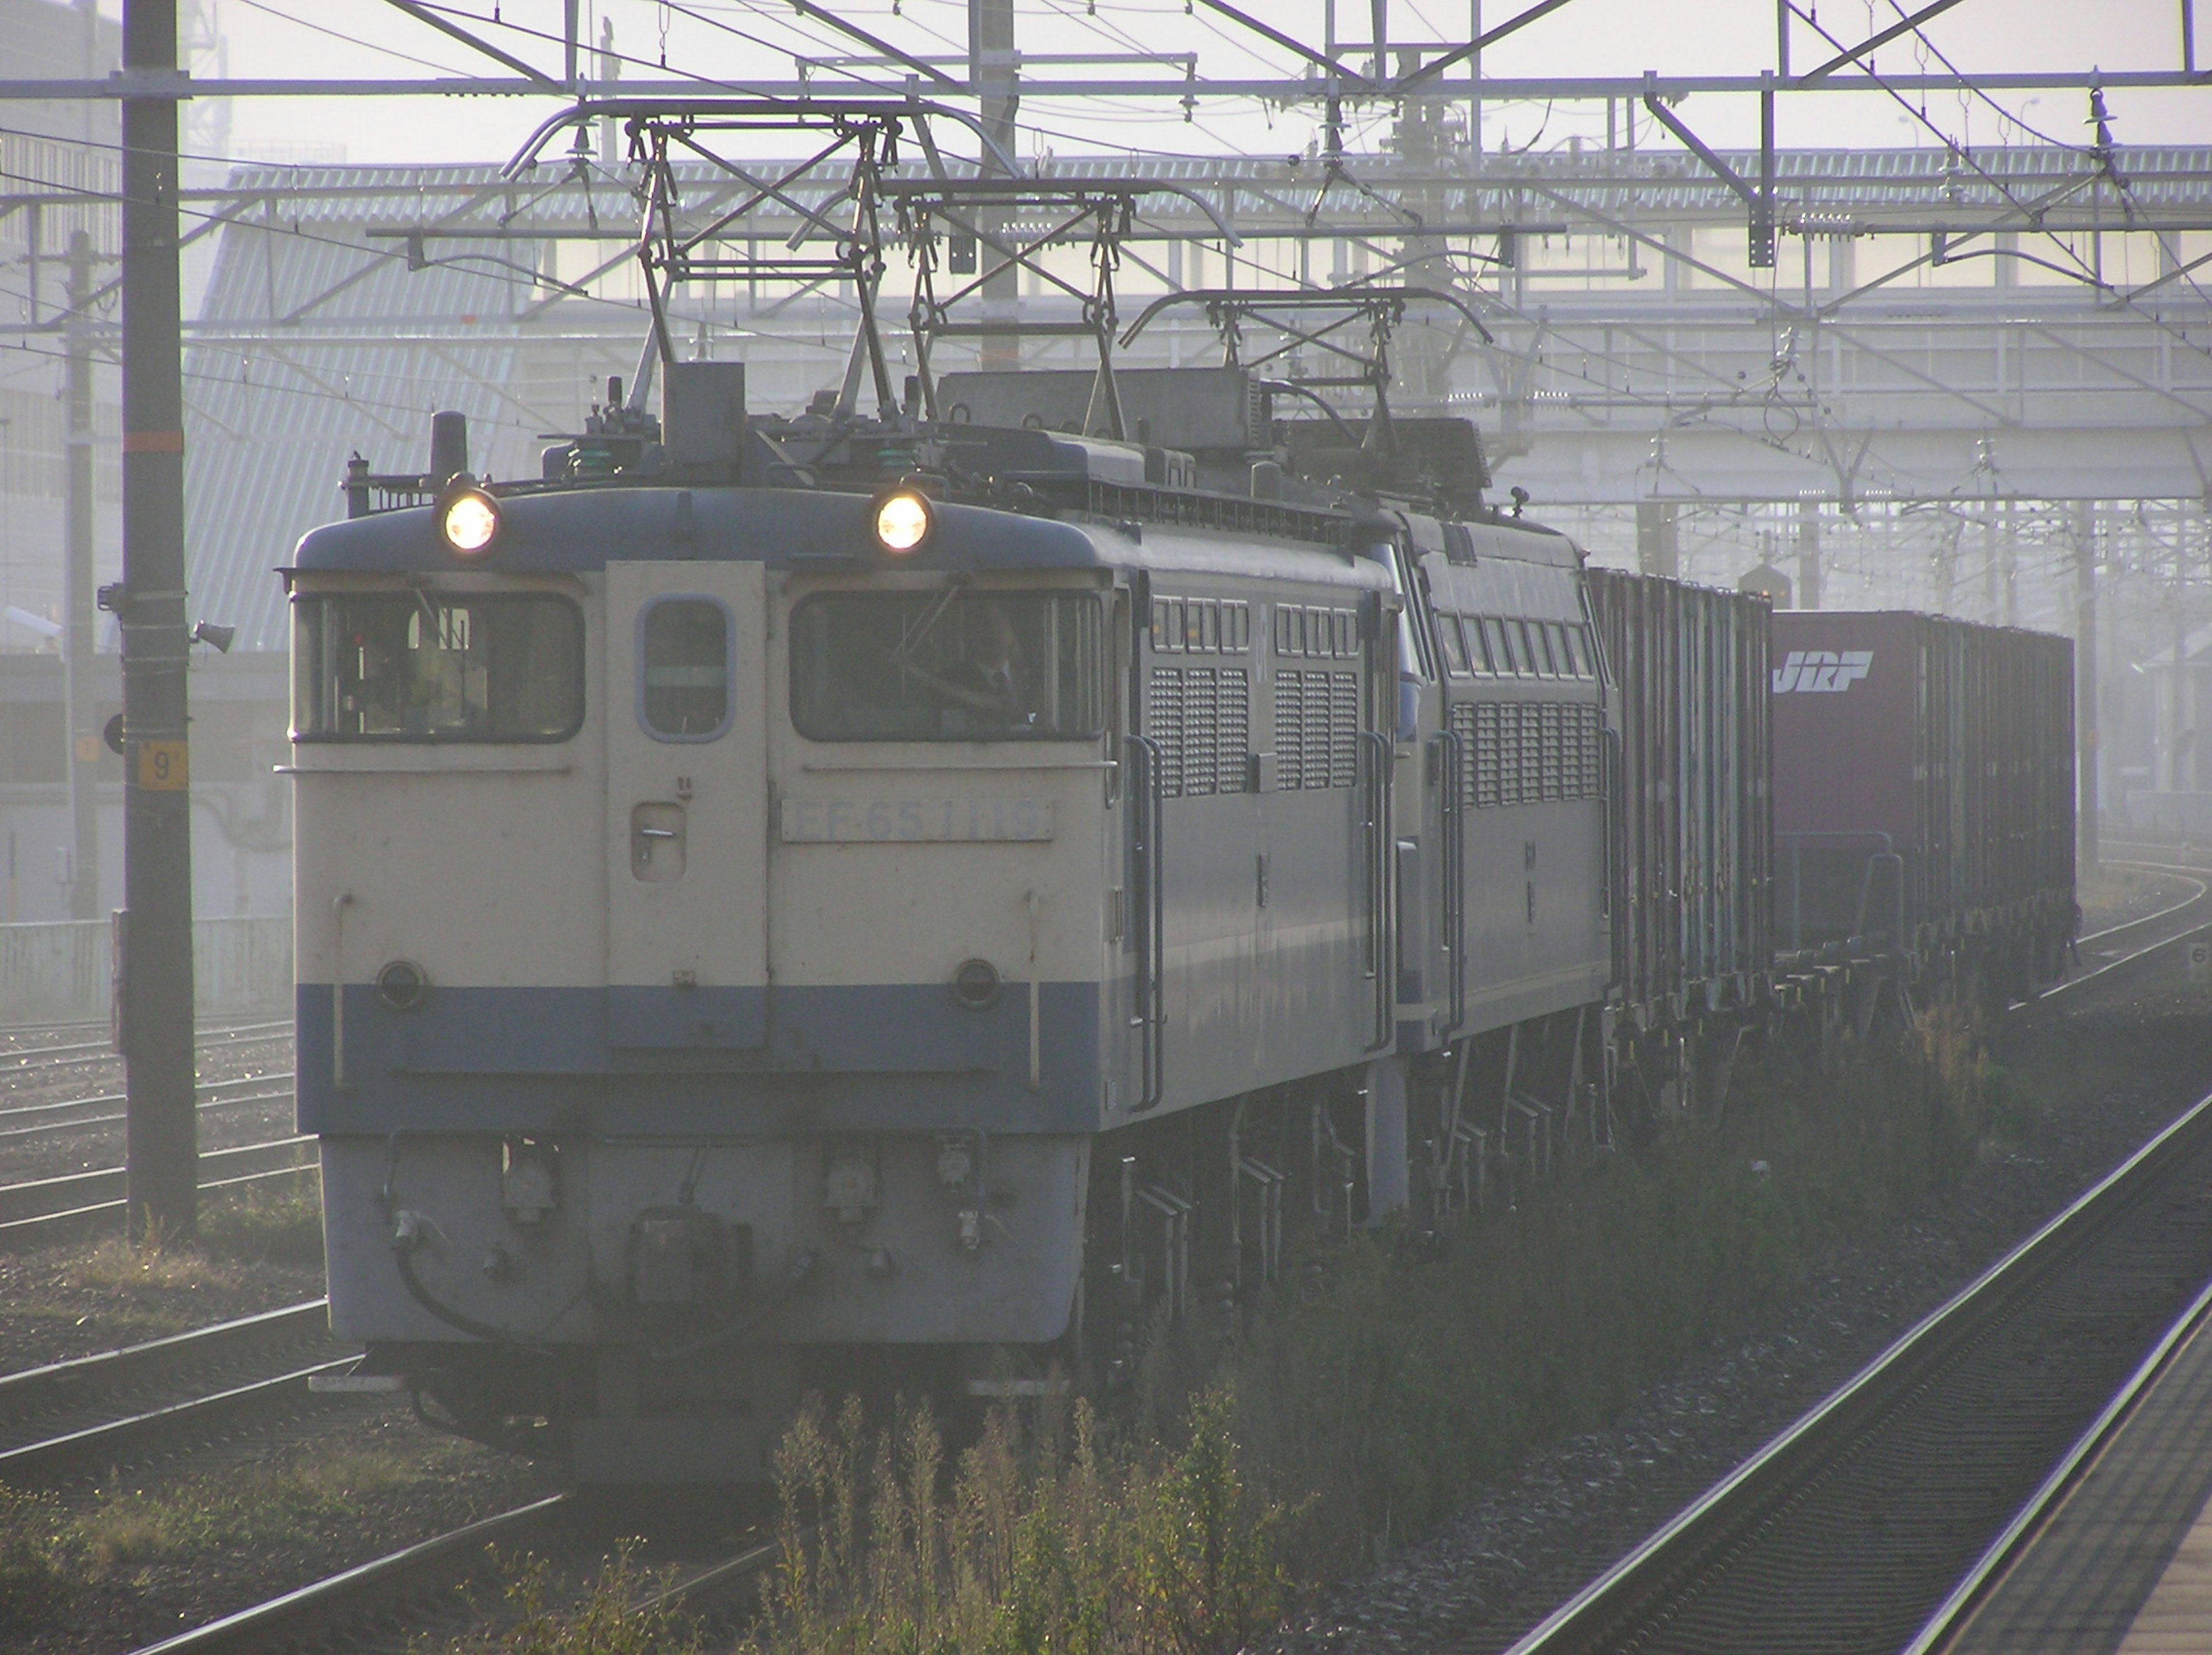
[63,228,99,921]
[119,0,197,1242]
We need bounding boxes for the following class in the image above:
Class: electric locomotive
[289,353,1677,1480]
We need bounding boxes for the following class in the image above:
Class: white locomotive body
[292,366,1638,1479]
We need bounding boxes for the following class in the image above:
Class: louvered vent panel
[1274,669,1304,790]
[1184,667,1218,797]
[1460,700,1604,806]
[1490,703,1516,806]
[1451,703,1482,809]
[1217,669,1250,793]
[1298,672,1332,789]
[1299,672,1328,789]
[1328,673,1359,787]
[1149,666,1184,797]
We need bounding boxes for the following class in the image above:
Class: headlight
[440,488,501,555]
[873,488,933,555]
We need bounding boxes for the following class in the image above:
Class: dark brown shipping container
[1771,611,2074,961]
[1589,570,1772,1024]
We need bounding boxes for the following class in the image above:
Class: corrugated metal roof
[183,147,2212,653]
[185,169,539,653]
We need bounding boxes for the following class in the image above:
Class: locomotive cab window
[791,590,1104,741]
[1437,615,1472,677]
[639,596,733,740]
[291,593,584,742]
[1483,618,1517,677]
[1466,617,1497,676]
[1544,622,1574,679]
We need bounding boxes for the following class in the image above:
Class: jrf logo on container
[1772,649,1873,694]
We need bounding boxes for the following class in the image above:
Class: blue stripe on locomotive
[297,981,1105,1136]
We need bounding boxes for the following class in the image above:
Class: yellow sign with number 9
[138,740,188,790]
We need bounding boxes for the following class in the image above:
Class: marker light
[440,488,501,555]
[873,488,934,555]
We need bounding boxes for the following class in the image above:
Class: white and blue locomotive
[289,361,1733,1479]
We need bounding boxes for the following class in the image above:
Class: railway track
[0,1072,296,1143]
[124,1495,781,1654]
[0,1302,775,1653]
[0,1137,319,1250]
[1503,1082,2212,1655]
[0,1017,292,1078]
[2020,855,2212,1007]
[0,1301,347,1486]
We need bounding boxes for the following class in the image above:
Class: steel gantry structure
[2,0,2209,1225]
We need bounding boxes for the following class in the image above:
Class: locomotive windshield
[790,590,1105,741]
[291,593,585,742]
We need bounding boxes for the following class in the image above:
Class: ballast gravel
[1258,891,2212,1655]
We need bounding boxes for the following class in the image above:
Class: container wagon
[1588,569,1772,1110]
[1770,611,2075,998]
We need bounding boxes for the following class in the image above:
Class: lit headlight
[440,488,501,555]
[873,488,933,555]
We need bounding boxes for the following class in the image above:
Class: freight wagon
[1770,611,2075,999]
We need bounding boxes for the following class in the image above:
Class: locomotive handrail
[1359,729,1396,1052]
[1124,734,1167,1109]
[1429,726,1468,1037]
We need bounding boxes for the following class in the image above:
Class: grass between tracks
[0,1446,422,1624]
[471,1009,1998,1655]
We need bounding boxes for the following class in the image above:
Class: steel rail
[0,1137,316,1226]
[128,1495,576,1655]
[0,1079,296,1144]
[0,1160,321,1252]
[0,1301,329,1422]
[0,1018,292,1065]
[0,1358,355,1487]
[2076,861,2211,949]
[1503,1084,2212,1655]
[2018,859,2212,1006]
[0,1070,295,1127]
[1902,1273,2212,1654]
[0,1089,294,1148]
[628,1534,784,1629]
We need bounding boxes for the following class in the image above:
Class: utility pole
[63,229,99,921]
[971,0,1018,370]
[1637,502,1679,578]
[119,0,197,1242]
[2075,500,2100,877]
[1795,499,1820,609]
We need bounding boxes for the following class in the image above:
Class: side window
[1466,615,1495,676]
[1559,624,1589,679]
[1546,622,1573,679]
[1437,613,1472,677]
[1485,618,1518,676]
[1513,620,1546,677]
[1155,598,1185,653]
[639,596,733,740]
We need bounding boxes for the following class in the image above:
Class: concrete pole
[971,0,1018,370]
[2002,498,2020,627]
[1637,502,1679,578]
[2075,501,2100,876]
[1794,499,1820,609]
[63,229,99,921]
[120,0,198,1242]
[2169,593,2187,793]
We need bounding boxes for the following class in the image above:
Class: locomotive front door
[604,561,770,1047]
